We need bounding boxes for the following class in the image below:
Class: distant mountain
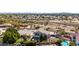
[0,12,79,16]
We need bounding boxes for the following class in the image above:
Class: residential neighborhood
[0,13,79,46]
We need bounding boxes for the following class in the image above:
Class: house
[18,29,34,37]
[0,23,12,35]
[61,35,72,41]
[74,33,79,45]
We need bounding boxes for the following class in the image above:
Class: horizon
[0,12,79,14]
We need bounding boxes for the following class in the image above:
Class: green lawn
[14,39,23,45]
[0,38,3,43]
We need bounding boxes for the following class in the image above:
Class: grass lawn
[0,38,3,43]
[14,39,23,45]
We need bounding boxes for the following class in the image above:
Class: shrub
[21,41,36,46]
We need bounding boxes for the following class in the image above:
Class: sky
[0,0,79,13]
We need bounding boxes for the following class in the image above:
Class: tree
[44,21,48,26]
[40,33,47,42]
[35,26,40,29]
[21,34,31,41]
[69,41,76,46]
[59,30,66,35]
[56,39,62,46]
[3,27,20,44]
[21,35,27,41]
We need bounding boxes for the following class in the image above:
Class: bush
[14,39,23,45]
[21,41,36,46]
[55,39,63,46]
[35,26,40,29]
[21,34,31,41]
[21,35,27,41]
[69,41,76,46]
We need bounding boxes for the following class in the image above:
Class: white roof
[18,29,35,35]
